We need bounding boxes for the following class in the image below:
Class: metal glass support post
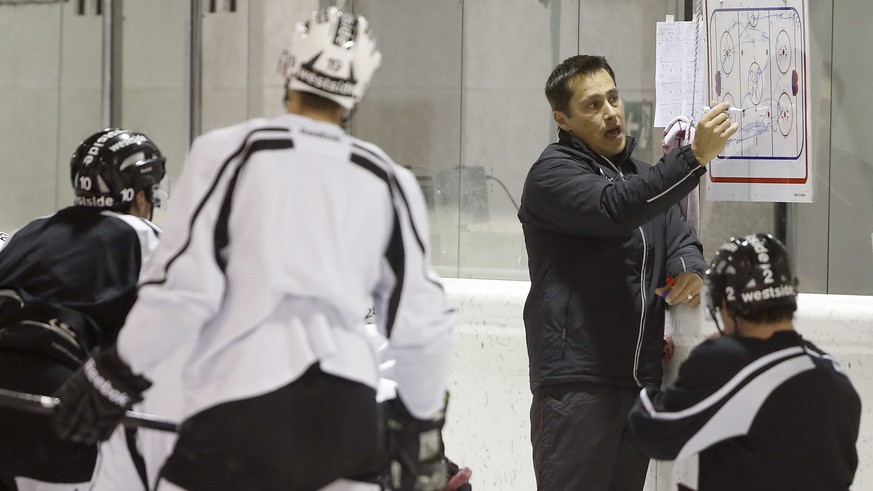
[101,0,122,127]
[187,0,203,143]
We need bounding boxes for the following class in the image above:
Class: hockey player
[89,310,471,490]
[53,7,456,491]
[89,311,473,491]
[0,128,165,490]
[628,233,861,491]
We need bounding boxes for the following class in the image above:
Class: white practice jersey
[93,316,397,491]
[117,113,456,420]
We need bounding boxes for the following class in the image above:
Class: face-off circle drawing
[777,92,794,137]
[720,31,735,74]
[776,30,793,74]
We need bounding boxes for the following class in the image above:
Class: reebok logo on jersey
[84,358,132,407]
[300,127,340,141]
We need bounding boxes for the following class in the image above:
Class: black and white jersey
[629,330,861,491]
[0,207,160,364]
[0,230,8,253]
[117,113,455,420]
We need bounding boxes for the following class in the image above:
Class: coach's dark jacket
[519,130,707,391]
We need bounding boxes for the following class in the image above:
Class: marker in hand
[703,105,744,115]
[660,277,676,300]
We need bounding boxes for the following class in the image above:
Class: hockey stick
[0,387,179,433]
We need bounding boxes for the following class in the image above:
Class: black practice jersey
[0,206,159,366]
[629,330,861,491]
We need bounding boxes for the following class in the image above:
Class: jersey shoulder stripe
[212,137,295,272]
[350,151,390,186]
[351,143,427,254]
[640,345,806,421]
[348,147,404,336]
[675,353,815,459]
[142,126,291,287]
[352,140,394,169]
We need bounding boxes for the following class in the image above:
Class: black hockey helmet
[70,128,167,211]
[704,233,798,319]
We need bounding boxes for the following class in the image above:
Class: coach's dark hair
[545,55,616,114]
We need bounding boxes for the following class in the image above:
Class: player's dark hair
[287,88,346,114]
[737,305,796,324]
[545,55,616,115]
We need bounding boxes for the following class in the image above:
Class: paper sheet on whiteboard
[654,21,706,127]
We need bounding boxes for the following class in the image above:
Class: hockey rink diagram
[708,6,806,164]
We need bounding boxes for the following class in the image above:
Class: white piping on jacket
[646,167,700,203]
[633,226,648,387]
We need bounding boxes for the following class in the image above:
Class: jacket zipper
[602,156,624,178]
[603,155,647,386]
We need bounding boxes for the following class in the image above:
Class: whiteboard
[704,0,812,202]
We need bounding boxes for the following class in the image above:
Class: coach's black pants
[160,363,384,491]
[531,381,649,491]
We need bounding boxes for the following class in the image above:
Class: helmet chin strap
[709,306,742,336]
[340,105,356,128]
[709,307,725,335]
[731,313,743,337]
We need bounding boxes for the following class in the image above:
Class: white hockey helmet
[279,7,382,111]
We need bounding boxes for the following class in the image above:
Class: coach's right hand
[691,101,739,164]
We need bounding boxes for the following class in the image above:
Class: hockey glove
[52,346,151,445]
[383,394,448,491]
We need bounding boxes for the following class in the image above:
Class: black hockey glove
[383,393,448,491]
[52,346,151,444]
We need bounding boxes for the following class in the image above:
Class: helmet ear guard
[278,7,382,111]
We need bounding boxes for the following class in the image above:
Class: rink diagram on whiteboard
[709,7,806,163]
